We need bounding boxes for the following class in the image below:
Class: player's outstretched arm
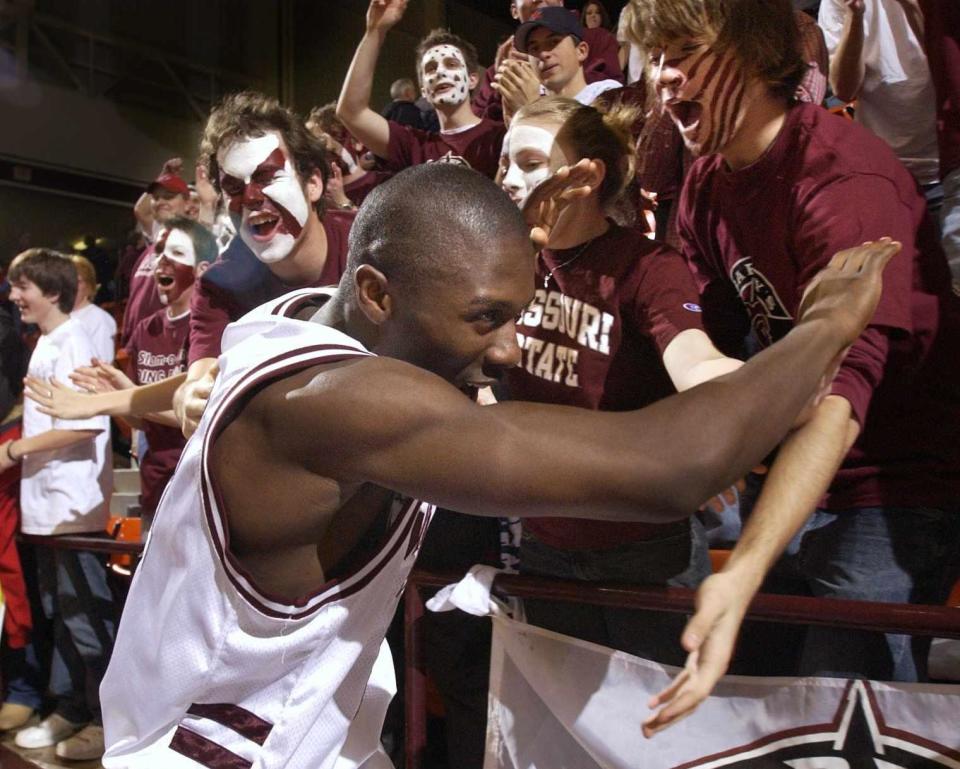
[273,240,899,523]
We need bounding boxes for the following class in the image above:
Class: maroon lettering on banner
[186,703,273,745]
[169,725,252,769]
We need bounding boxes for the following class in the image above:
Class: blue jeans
[940,167,960,284]
[780,506,960,682]
[520,518,711,666]
[37,546,117,724]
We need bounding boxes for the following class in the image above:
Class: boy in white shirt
[0,248,115,762]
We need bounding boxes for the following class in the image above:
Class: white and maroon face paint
[420,45,470,108]
[653,41,748,157]
[217,131,311,264]
[153,227,197,306]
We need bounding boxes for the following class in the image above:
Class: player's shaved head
[345,163,531,295]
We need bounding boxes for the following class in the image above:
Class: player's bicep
[271,358,679,521]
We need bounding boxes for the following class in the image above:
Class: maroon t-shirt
[385,118,506,180]
[678,102,960,509]
[472,28,626,122]
[505,224,707,550]
[188,211,354,363]
[120,243,164,348]
[124,308,190,514]
[919,0,960,178]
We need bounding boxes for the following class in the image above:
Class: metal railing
[403,569,960,769]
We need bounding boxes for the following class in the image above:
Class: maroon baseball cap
[147,173,190,197]
[514,7,585,54]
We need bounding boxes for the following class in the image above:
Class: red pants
[0,421,32,649]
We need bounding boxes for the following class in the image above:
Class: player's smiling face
[217,131,314,265]
[652,37,748,157]
[420,45,471,108]
[379,233,535,401]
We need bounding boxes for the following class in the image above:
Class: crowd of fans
[0,0,958,764]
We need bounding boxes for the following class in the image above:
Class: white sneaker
[14,712,84,749]
[55,724,105,761]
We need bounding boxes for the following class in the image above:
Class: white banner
[484,615,960,769]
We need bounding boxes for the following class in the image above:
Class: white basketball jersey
[102,289,435,769]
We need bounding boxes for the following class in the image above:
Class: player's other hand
[642,570,755,737]
[797,238,900,347]
[175,362,219,438]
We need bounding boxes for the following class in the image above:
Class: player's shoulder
[247,353,466,449]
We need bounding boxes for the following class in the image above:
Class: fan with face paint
[653,40,749,157]
[153,228,200,307]
[499,121,569,207]
[217,131,312,265]
[420,44,472,108]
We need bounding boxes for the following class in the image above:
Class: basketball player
[99,164,896,768]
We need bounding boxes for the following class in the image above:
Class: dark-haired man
[473,0,623,122]
[337,0,505,179]
[175,92,354,437]
[630,0,960,735]
[503,6,622,107]
[101,161,896,768]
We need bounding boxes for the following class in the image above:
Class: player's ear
[354,264,392,325]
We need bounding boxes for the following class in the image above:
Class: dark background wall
[0,0,616,263]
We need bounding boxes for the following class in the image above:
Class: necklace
[540,237,595,289]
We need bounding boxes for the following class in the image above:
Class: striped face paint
[652,40,747,157]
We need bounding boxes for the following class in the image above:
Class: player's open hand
[797,238,900,347]
[23,376,98,420]
[522,159,597,248]
[643,570,755,737]
[366,0,408,33]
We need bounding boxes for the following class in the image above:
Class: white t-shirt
[617,7,644,86]
[20,318,112,535]
[819,0,939,185]
[574,79,623,106]
[72,302,117,363]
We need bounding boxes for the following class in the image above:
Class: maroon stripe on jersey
[269,290,330,318]
[198,344,425,620]
[170,725,252,769]
[186,703,273,745]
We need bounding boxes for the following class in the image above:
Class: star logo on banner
[676,680,959,769]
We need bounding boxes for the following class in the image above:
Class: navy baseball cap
[514,7,585,54]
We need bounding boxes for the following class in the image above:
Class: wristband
[6,440,21,464]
